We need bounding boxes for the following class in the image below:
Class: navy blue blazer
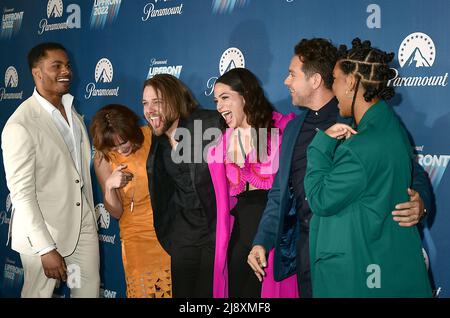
[253,111,432,281]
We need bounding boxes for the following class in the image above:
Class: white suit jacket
[1,95,98,256]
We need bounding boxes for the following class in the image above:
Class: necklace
[130,181,135,213]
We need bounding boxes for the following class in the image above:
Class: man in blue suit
[247,38,431,298]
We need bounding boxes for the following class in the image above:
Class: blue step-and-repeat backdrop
[0,0,449,298]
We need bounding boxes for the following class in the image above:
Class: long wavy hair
[215,67,274,160]
[142,74,198,124]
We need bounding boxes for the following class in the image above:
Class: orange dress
[109,126,171,298]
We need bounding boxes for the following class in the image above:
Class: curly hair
[90,104,144,162]
[294,38,338,89]
[336,38,396,102]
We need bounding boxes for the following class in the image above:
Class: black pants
[296,225,312,298]
[228,190,268,298]
[170,242,214,298]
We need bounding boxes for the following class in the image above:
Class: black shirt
[289,97,339,228]
[160,134,210,246]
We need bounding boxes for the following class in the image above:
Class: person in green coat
[304,38,432,298]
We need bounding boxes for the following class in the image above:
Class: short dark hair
[27,42,67,71]
[294,38,338,89]
[90,104,144,162]
[336,38,396,102]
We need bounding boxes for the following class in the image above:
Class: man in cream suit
[1,42,100,297]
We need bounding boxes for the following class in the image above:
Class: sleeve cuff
[38,245,57,256]
[310,129,340,158]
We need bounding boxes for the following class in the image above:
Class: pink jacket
[208,111,299,298]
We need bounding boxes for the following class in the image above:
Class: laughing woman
[91,104,171,298]
[208,68,298,298]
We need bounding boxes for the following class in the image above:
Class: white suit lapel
[30,96,81,178]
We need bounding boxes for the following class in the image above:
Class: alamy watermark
[366,264,381,289]
[168,121,281,174]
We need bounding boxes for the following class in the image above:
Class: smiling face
[284,55,315,107]
[32,49,72,101]
[111,134,133,157]
[214,82,248,129]
[142,85,174,136]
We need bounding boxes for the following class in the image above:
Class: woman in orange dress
[91,104,171,298]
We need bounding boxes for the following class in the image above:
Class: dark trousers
[296,226,312,298]
[170,242,214,298]
[228,190,267,298]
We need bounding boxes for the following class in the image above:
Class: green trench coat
[304,100,432,298]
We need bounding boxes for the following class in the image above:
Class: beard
[150,117,176,136]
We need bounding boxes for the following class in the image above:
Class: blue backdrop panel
[0,0,449,298]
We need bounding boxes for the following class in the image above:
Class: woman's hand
[105,164,133,190]
[325,123,357,140]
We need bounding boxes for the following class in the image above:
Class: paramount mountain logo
[85,58,119,99]
[95,203,110,229]
[0,66,23,102]
[95,58,114,83]
[38,0,81,35]
[96,203,117,245]
[219,47,245,76]
[1,7,24,39]
[399,32,435,68]
[212,0,250,14]
[47,0,64,18]
[205,47,245,96]
[5,66,18,88]
[388,32,448,87]
[90,0,122,30]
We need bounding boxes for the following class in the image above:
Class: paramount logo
[141,1,183,21]
[38,0,81,35]
[98,234,116,244]
[388,68,448,87]
[389,32,448,88]
[0,66,23,102]
[85,58,120,99]
[205,47,245,96]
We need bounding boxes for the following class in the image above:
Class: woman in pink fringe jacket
[208,67,298,298]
